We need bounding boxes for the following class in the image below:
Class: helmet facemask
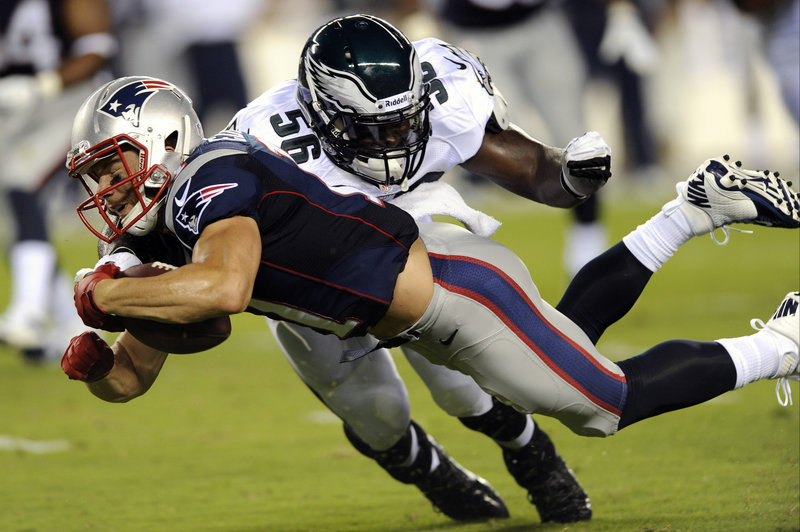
[315,87,430,188]
[68,134,172,243]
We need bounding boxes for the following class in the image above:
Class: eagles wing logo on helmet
[98,79,175,127]
[306,57,378,114]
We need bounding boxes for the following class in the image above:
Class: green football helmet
[297,14,430,188]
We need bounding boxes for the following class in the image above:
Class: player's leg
[402,347,591,522]
[617,291,799,427]
[411,222,627,436]
[558,156,800,343]
[411,222,798,436]
[0,188,56,359]
[267,319,508,521]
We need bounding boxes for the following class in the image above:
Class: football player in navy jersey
[62,28,798,529]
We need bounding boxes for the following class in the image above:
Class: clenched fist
[74,263,125,332]
[62,332,115,382]
[561,131,612,198]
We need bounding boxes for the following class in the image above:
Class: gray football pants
[407,222,627,437]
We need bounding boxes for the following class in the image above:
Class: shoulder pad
[435,42,509,132]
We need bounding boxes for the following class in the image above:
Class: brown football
[118,262,232,354]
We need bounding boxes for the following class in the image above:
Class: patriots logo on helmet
[98,79,175,127]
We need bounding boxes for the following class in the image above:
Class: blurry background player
[433,0,606,276]
[110,0,264,133]
[0,0,116,361]
[730,0,799,124]
[563,0,662,184]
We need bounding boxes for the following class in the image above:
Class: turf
[0,192,798,532]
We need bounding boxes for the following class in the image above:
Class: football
[117,262,232,354]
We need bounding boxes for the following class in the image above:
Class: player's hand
[0,72,62,114]
[561,131,612,198]
[74,263,125,332]
[598,1,658,75]
[61,331,115,382]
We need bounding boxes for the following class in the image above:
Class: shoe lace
[776,378,794,407]
[709,226,752,246]
[750,318,794,407]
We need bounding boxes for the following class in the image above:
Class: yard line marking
[0,435,71,454]
[307,410,339,424]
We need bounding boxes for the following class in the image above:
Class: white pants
[267,319,493,451]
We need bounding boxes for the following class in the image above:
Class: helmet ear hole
[165,131,178,150]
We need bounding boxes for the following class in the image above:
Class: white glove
[0,71,62,114]
[561,131,612,199]
[94,251,143,272]
[74,251,144,285]
[599,1,658,75]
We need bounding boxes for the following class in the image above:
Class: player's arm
[59,0,117,87]
[0,0,116,111]
[87,216,261,324]
[462,125,612,208]
[62,330,168,402]
[462,125,572,207]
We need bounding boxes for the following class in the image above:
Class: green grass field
[1,192,798,532]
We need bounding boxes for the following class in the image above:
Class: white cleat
[751,292,800,406]
[665,155,800,243]
[0,310,48,350]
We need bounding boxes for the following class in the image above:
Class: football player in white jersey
[226,13,609,523]
[0,0,116,360]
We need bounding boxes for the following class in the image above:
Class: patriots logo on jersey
[98,79,175,127]
[174,181,239,235]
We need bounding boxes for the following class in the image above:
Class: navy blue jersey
[164,131,419,338]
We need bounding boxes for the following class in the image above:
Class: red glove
[74,263,125,332]
[61,331,115,382]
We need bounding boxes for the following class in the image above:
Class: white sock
[716,330,790,388]
[6,240,56,317]
[496,415,534,450]
[565,222,607,276]
[622,206,694,272]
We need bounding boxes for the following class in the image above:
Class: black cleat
[419,436,510,521]
[503,426,592,523]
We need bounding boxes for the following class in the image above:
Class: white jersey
[229,38,503,236]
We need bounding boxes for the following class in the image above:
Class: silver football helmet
[67,76,203,243]
[296,14,430,189]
